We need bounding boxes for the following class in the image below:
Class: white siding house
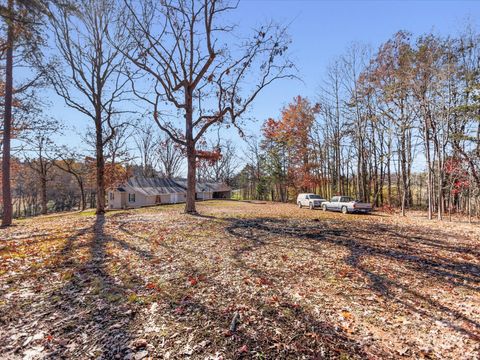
[108,177,231,209]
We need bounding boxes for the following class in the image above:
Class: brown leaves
[255,277,272,286]
[145,282,160,291]
[1,201,479,359]
[188,277,198,286]
[44,334,54,343]
[131,338,148,349]
[237,344,248,354]
[341,310,353,320]
[174,306,185,315]
[188,274,206,287]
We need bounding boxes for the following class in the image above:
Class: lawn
[0,201,479,359]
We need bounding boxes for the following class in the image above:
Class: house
[108,176,231,209]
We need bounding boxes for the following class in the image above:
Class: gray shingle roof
[116,177,230,196]
[201,182,231,192]
[173,179,231,193]
[122,177,186,196]
[173,179,205,192]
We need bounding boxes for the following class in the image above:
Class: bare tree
[133,123,159,177]
[46,0,129,214]
[22,120,60,215]
[317,59,347,197]
[103,121,134,167]
[53,146,89,211]
[157,136,184,178]
[197,136,236,183]
[119,0,295,213]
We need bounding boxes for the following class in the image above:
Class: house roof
[122,177,187,196]
[115,176,231,196]
[201,181,232,192]
[169,178,200,192]
[173,179,231,193]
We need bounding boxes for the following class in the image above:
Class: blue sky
[231,0,480,128]
[47,0,480,167]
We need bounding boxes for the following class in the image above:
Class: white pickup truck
[322,196,372,214]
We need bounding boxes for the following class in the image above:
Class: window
[128,193,136,203]
[155,195,161,204]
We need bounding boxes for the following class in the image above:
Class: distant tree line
[234,30,480,220]
[0,0,293,224]
[1,1,478,223]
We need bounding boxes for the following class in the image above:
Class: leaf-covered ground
[0,201,479,359]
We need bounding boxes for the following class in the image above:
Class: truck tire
[341,206,348,214]
[298,202,302,208]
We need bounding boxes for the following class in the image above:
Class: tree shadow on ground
[224,217,480,343]
[112,214,371,358]
[39,214,142,358]
[0,215,155,359]
[3,211,478,358]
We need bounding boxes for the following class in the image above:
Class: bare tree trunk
[437,149,443,220]
[79,180,86,211]
[1,0,14,227]
[400,131,407,216]
[425,128,433,220]
[185,100,197,214]
[96,120,106,214]
[40,176,47,215]
[468,187,471,223]
[186,148,197,213]
[70,173,86,211]
[448,191,452,222]
[386,137,392,206]
[356,145,362,201]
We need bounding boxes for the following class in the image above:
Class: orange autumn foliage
[195,148,222,166]
[85,157,131,190]
[262,96,320,190]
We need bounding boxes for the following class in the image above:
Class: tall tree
[317,60,347,197]
[120,0,294,213]
[1,0,71,225]
[365,32,415,215]
[451,29,480,195]
[412,35,445,219]
[47,0,129,214]
[1,0,14,226]
[262,96,319,193]
[1,0,45,225]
